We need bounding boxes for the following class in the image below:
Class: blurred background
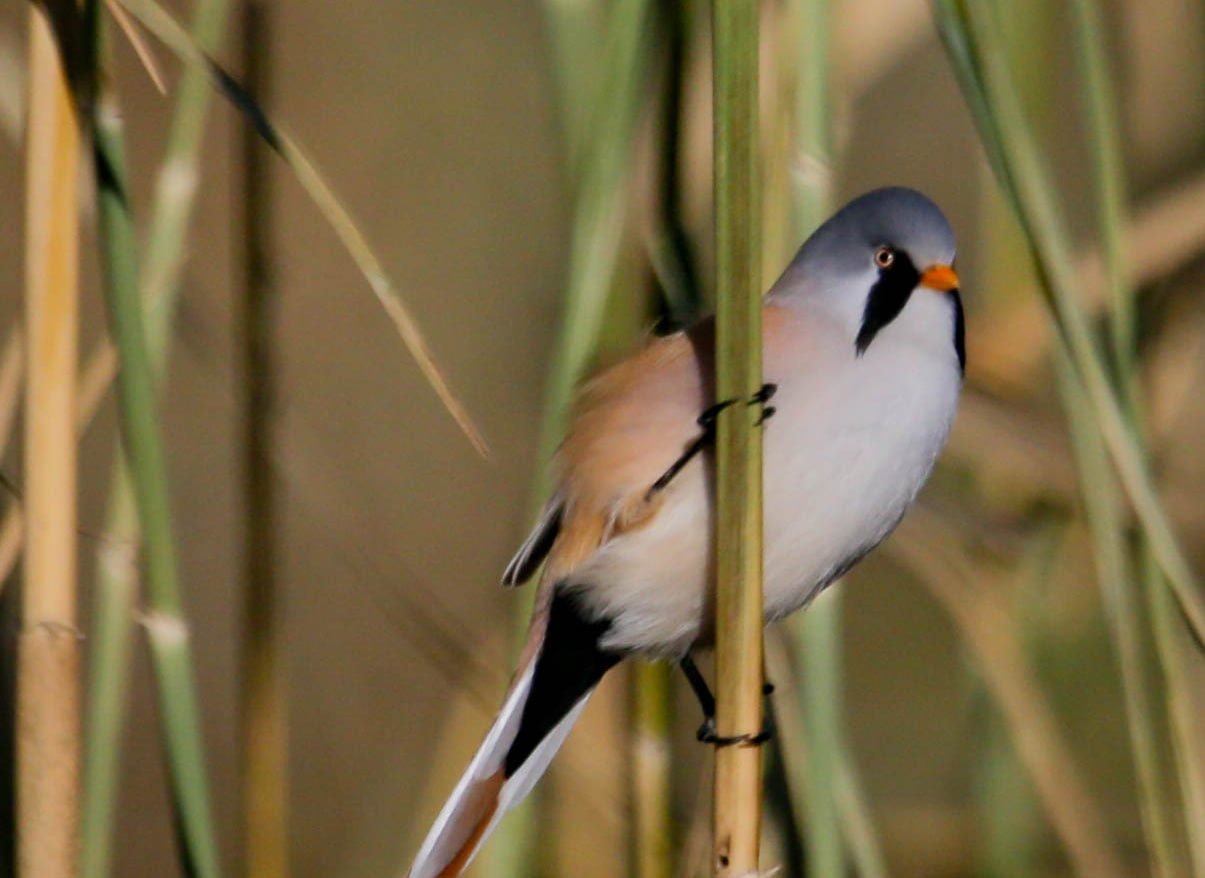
[3,0,1205,876]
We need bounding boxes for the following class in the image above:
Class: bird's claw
[696,717,772,747]
[697,384,778,430]
[751,383,777,426]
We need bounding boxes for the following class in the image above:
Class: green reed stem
[711,3,765,876]
[780,1,883,874]
[633,662,674,878]
[89,26,222,877]
[789,0,843,869]
[81,2,230,876]
[1066,3,1194,874]
[482,2,651,874]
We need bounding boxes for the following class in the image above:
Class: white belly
[570,309,962,657]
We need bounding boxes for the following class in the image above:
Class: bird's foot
[696,384,777,430]
[751,383,777,426]
[696,717,772,747]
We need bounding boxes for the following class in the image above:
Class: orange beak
[919,263,959,291]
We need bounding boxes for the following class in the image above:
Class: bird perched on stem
[406,187,964,878]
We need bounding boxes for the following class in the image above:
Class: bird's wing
[501,493,563,586]
[537,303,800,584]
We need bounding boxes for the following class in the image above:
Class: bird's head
[771,187,964,372]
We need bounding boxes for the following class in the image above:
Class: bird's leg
[678,653,775,746]
[679,653,716,721]
[644,399,734,501]
[645,384,778,501]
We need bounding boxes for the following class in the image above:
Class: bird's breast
[760,327,961,621]
[573,309,962,657]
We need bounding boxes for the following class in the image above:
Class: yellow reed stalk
[19,7,81,877]
[712,2,764,876]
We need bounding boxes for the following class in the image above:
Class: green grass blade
[1064,3,1194,874]
[531,0,653,466]
[481,2,652,872]
[1068,0,1134,375]
[778,1,884,874]
[1057,348,1188,878]
[90,36,222,878]
[1146,556,1205,876]
[80,470,141,878]
[633,662,674,878]
[81,3,231,876]
[787,0,844,867]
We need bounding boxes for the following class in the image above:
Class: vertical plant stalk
[1057,353,1186,878]
[632,662,673,878]
[80,0,231,874]
[533,0,652,467]
[482,3,651,874]
[90,36,223,878]
[240,2,288,877]
[794,594,843,878]
[20,8,81,877]
[1145,556,1205,878]
[1067,0,1134,377]
[779,1,875,875]
[969,7,1048,872]
[650,0,703,330]
[542,0,601,180]
[711,2,764,876]
[765,633,888,878]
[1065,3,1190,875]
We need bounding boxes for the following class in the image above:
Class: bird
[406,186,964,878]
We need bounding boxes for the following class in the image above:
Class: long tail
[406,590,620,878]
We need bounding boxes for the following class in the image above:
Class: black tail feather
[503,589,621,777]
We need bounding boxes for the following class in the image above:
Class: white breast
[571,296,962,657]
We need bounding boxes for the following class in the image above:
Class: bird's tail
[406,590,620,878]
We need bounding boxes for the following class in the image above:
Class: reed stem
[633,662,674,878]
[90,28,222,876]
[779,1,864,874]
[1065,3,1193,874]
[80,0,231,874]
[19,8,81,876]
[711,2,764,875]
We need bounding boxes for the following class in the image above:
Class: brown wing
[527,303,802,585]
[541,321,710,582]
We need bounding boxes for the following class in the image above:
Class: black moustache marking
[855,251,966,374]
[951,288,966,374]
[855,251,921,356]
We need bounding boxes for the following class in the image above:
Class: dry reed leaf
[113,0,491,458]
[77,340,117,433]
[104,0,168,94]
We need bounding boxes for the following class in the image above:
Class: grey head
[769,187,964,372]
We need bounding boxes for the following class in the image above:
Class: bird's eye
[873,246,895,269]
